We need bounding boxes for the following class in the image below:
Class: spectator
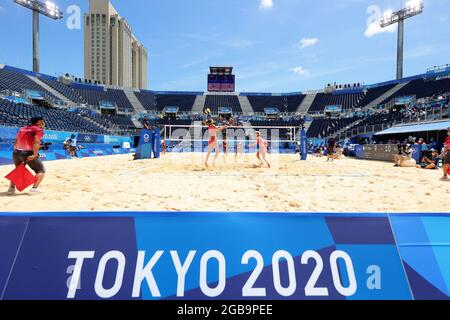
[441,127,450,181]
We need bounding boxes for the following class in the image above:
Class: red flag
[5,164,36,192]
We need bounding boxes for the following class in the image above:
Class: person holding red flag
[7,117,46,195]
[441,127,450,181]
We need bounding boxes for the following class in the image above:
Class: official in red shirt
[7,117,46,195]
[442,127,450,181]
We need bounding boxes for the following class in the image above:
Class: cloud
[296,38,319,50]
[259,0,274,10]
[0,5,4,12]
[365,20,396,37]
[365,6,397,38]
[289,66,309,76]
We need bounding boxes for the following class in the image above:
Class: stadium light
[380,0,424,80]
[13,0,63,73]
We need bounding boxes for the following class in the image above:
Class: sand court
[0,153,448,213]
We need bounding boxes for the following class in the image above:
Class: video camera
[39,142,52,151]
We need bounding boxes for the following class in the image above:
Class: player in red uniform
[161,140,167,155]
[250,131,271,168]
[204,119,227,167]
[7,117,46,195]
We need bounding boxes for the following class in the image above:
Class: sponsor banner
[77,134,104,144]
[300,130,308,161]
[104,135,133,145]
[0,212,448,300]
[135,129,160,160]
[0,148,134,166]
[43,130,76,143]
[0,127,19,143]
[0,126,131,146]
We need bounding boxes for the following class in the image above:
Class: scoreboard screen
[207,67,235,92]
[208,74,235,92]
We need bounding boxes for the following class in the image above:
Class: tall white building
[84,0,148,89]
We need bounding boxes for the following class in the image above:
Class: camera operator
[7,116,46,195]
[416,149,439,170]
[393,141,415,167]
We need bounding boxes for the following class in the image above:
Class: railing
[337,105,448,141]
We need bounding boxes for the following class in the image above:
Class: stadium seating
[0,99,107,134]
[0,69,58,102]
[379,78,450,105]
[247,95,305,113]
[307,116,361,138]
[71,87,134,112]
[135,91,156,111]
[355,84,397,108]
[40,78,84,104]
[76,108,135,130]
[308,92,365,113]
[155,94,197,112]
[204,95,242,113]
[1,64,450,142]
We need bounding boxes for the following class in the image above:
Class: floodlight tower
[13,0,63,73]
[380,0,424,80]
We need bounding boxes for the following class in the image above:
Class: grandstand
[308,92,364,113]
[155,93,198,112]
[246,94,306,113]
[0,98,107,134]
[0,64,449,142]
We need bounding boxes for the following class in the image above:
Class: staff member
[441,127,450,181]
[326,135,337,162]
[7,116,46,195]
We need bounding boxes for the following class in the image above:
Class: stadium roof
[375,120,450,135]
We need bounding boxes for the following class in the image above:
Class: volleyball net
[162,123,301,153]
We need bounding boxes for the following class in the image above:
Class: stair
[237,95,254,114]
[363,82,410,110]
[302,119,313,132]
[82,116,111,133]
[123,89,147,113]
[28,75,76,105]
[192,94,206,113]
[132,118,144,129]
[297,93,317,114]
[332,118,365,138]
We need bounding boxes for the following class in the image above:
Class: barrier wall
[0,212,448,300]
[355,144,422,163]
[0,126,134,166]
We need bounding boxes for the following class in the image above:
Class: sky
[0,0,449,93]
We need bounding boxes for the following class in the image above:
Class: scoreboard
[208,66,235,92]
